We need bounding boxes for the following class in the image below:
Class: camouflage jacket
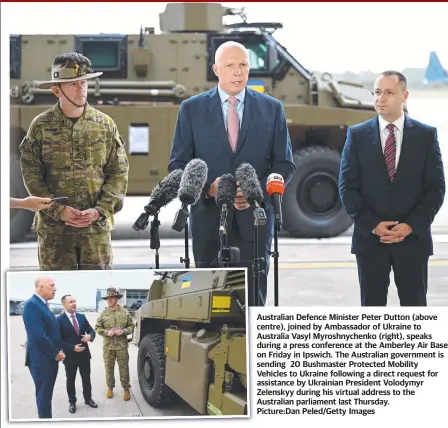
[19,102,129,234]
[95,305,134,350]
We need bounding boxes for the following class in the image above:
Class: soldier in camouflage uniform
[19,53,129,270]
[95,288,134,401]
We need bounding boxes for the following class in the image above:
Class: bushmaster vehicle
[134,269,247,416]
[10,2,377,243]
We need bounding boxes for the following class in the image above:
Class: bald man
[22,277,65,418]
[169,41,295,306]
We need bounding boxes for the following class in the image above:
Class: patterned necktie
[227,96,239,152]
[72,313,80,335]
[384,123,396,182]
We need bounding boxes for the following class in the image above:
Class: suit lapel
[393,115,414,184]
[208,88,234,157]
[54,313,61,331]
[368,117,390,183]
[67,312,79,334]
[63,313,73,332]
[32,294,60,329]
[75,313,82,334]
[60,311,74,334]
[32,293,47,309]
[235,88,256,155]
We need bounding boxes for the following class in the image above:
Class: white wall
[6,270,157,310]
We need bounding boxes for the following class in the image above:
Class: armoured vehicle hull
[134,269,247,416]
[10,2,377,242]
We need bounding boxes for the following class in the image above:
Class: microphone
[216,174,240,265]
[216,174,237,235]
[235,163,266,226]
[172,158,208,232]
[266,173,285,230]
[133,169,183,231]
[235,163,264,208]
[145,169,184,215]
[235,163,267,306]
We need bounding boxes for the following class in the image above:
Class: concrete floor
[7,313,199,420]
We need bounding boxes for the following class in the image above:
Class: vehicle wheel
[137,333,176,407]
[10,143,34,243]
[282,146,353,238]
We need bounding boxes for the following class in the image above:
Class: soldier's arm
[123,312,135,336]
[94,125,129,219]
[19,123,65,221]
[94,313,108,337]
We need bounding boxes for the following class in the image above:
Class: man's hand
[107,330,116,337]
[55,351,65,361]
[380,223,412,244]
[60,206,83,223]
[114,329,124,336]
[234,183,250,210]
[373,221,399,237]
[74,344,85,352]
[208,177,250,210]
[207,177,222,198]
[81,334,91,343]
[63,208,100,228]
[80,208,101,222]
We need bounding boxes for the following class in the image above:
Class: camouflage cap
[101,287,123,300]
[37,58,103,89]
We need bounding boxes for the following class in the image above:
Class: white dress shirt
[217,85,245,130]
[378,113,405,169]
[66,311,78,329]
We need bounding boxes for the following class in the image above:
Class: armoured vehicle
[10,2,377,243]
[134,269,247,416]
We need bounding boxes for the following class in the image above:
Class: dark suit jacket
[168,86,296,242]
[56,312,96,365]
[22,294,62,368]
[339,115,445,256]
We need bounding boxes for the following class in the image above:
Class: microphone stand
[133,210,163,270]
[252,203,267,306]
[270,220,280,307]
[219,204,230,268]
[149,213,161,269]
[180,220,190,269]
[171,204,190,269]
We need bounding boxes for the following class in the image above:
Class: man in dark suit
[22,277,66,418]
[56,294,98,413]
[339,70,445,306]
[168,41,296,306]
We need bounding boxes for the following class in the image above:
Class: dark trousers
[29,363,58,418]
[356,248,429,306]
[192,216,271,307]
[64,360,92,404]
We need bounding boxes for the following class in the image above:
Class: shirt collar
[217,85,245,105]
[53,102,92,125]
[66,311,76,318]
[34,293,47,305]
[378,113,405,133]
